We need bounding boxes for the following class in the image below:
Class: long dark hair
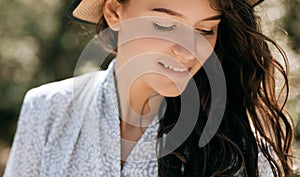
[96,0,294,176]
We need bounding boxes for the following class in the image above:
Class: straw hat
[67,0,265,24]
[67,0,104,24]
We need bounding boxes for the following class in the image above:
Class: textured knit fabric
[4,61,274,177]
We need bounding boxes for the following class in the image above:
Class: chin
[160,92,181,97]
[156,85,187,97]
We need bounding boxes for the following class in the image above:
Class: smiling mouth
[159,62,188,73]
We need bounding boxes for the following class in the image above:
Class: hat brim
[67,0,104,25]
[67,0,265,25]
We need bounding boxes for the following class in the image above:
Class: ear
[103,0,122,31]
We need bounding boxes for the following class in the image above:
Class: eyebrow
[151,8,222,21]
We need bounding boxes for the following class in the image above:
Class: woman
[4,0,294,176]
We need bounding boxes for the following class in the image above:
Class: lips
[157,61,193,79]
[160,62,188,72]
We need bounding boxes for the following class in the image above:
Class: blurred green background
[0,0,299,176]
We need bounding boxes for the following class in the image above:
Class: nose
[171,44,195,61]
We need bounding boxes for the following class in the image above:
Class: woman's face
[110,0,221,97]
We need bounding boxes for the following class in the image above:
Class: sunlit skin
[103,0,221,166]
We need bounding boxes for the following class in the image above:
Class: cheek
[122,38,172,59]
[194,37,217,65]
[208,36,218,48]
[120,32,218,68]
[192,35,218,74]
[190,63,202,76]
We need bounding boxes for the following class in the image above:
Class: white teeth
[161,63,187,72]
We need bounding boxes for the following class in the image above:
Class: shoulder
[22,59,116,117]
[18,69,112,131]
[14,69,112,146]
[26,60,116,105]
[24,77,74,105]
[25,69,110,105]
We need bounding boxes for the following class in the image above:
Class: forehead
[125,0,220,21]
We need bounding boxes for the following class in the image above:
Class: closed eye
[152,23,177,32]
[198,29,215,36]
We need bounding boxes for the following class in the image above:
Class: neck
[114,66,163,128]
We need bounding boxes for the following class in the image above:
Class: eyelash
[198,29,215,36]
[152,23,176,32]
[152,23,215,36]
